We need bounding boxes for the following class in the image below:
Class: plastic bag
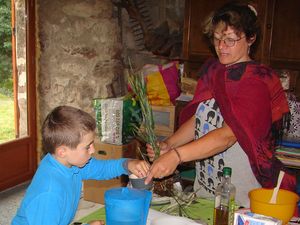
[143,61,181,106]
[93,96,141,145]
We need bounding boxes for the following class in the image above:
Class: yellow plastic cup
[249,188,299,224]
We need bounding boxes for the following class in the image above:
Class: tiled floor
[0,181,29,225]
[0,181,102,225]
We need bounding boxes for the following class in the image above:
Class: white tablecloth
[146,208,206,225]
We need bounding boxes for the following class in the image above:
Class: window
[0,0,37,191]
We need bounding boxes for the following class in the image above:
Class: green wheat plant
[127,65,160,160]
[160,190,200,217]
[127,65,202,221]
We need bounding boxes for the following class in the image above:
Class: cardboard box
[234,209,282,225]
[83,177,128,204]
[83,139,138,204]
[151,105,176,137]
[92,139,138,160]
[180,77,197,96]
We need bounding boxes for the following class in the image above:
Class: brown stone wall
[35,0,185,155]
[37,0,124,123]
[121,0,185,68]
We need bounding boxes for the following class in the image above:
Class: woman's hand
[145,149,180,184]
[127,159,150,178]
[146,141,171,161]
[88,220,105,225]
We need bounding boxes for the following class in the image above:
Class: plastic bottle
[213,167,236,225]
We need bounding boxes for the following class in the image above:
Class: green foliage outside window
[0,0,13,97]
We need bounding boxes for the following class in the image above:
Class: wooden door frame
[0,0,37,191]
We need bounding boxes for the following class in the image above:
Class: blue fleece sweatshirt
[11,153,127,225]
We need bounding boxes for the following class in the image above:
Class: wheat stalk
[127,64,160,160]
[160,190,200,218]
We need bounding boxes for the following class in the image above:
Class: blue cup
[104,187,152,225]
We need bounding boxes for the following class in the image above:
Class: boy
[11,105,149,225]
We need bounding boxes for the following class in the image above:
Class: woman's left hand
[145,149,180,184]
[127,159,150,178]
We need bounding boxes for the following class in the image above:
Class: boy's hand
[127,159,150,178]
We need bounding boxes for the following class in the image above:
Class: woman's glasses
[212,36,245,47]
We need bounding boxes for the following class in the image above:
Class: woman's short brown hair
[42,105,96,154]
[203,1,260,56]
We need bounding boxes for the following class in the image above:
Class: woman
[145,1,295,207]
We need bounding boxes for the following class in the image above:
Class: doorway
[0,0,37,191]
